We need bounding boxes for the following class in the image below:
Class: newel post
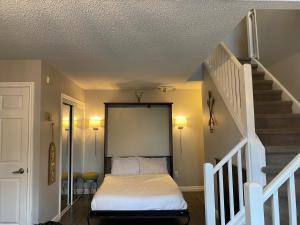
[244,182,265,225]
[241,64,266,185]
[204,163,216,225]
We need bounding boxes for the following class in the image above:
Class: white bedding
[91,174,187,211]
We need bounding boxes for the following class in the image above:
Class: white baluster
[271,191,280,225]
[287,175,297,225]
[204,163,216,225]
[218,168,225,225]
[228,159,235,219]
[237,150,244,209]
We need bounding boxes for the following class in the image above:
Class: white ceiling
[0,1,299,90]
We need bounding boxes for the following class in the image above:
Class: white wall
[224,17,248,59]
[257,10,300,100]
[38,61,85,222]
[202,70,243,164]
[84,89,204,186]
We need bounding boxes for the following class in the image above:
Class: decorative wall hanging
[135,90,144,103]
[48,122,56,185]
[207,91,216,133]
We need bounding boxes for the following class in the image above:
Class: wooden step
[263,166,300,176]
[253,80,273,90]
[253,90,282,101]
[252,71,265,80]
[257,128,300,146]
[254,101,292,114]
[266,151,300,166]
[251,63,258,70]
[255,114,300,129]
[265,145,300,154]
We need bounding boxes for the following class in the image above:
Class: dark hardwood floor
[60,192,205,225]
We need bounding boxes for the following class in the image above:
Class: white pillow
[111,157,140,176]
[139,157,168,175]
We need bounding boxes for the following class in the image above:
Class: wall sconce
[89,116,102,131]
[89,116,103,156]
[174,116,187,155]
[175,116,187,130]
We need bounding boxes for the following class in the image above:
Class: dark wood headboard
[104,103,174,176]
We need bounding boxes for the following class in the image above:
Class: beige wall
[84,89,204,186]
[0,60,85,223]
[224,17,248,59]
[202,70,243,164]
[0,60,204,221]
[0,60,42,223]
[38,61,85,222]
[257,10,300,101]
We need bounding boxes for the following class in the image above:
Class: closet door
[72,106,84,201]
[61,104,72,211]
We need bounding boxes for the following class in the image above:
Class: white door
[0,85,30,225]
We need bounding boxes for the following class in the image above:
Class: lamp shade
[89,116,102,130]
[175,116,187,129]
[62,117,70,129]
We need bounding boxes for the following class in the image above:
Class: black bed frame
[87,103,190,225]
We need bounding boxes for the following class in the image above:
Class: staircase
[204,42,300,225]
[242,59,300,224]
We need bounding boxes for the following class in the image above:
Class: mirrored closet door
[60,98,85,213]
[61,103,72,211]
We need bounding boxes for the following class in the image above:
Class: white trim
[51,212,61,222]
[179,186,204,192]
[58,94,85,218]
[0,82,34,225]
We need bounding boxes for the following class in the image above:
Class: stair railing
[247,9,260,59]
[204,42,266,225]
[245,153,300,225]
[204,138,248,225]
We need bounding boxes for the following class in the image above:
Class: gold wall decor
[48,122,56,185]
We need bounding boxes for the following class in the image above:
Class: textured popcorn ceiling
[0,1,299,89]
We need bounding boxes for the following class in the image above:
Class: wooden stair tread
[252,71,265,76]
[253,80,273,85]
[253,90,282,95]
[254,101,292,106]
[256,128,300,134]
[265,146,300,154]
[255,114,300,119]
[262,166,300,175]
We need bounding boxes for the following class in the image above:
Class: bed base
[87,209,190,225]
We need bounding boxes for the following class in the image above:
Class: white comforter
[91,174,187,211]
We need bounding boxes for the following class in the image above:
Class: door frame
[57,94,85,219]
[0,82,34,225]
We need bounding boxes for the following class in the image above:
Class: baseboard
[51,213,61,222]
[51,204,71,222]
[180,186,204,192]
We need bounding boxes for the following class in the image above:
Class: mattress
[91,174,187,211]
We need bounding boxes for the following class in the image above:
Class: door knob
[12,168,25,174]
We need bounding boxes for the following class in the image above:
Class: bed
[87,157,190,224]
[87,103,190,224]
